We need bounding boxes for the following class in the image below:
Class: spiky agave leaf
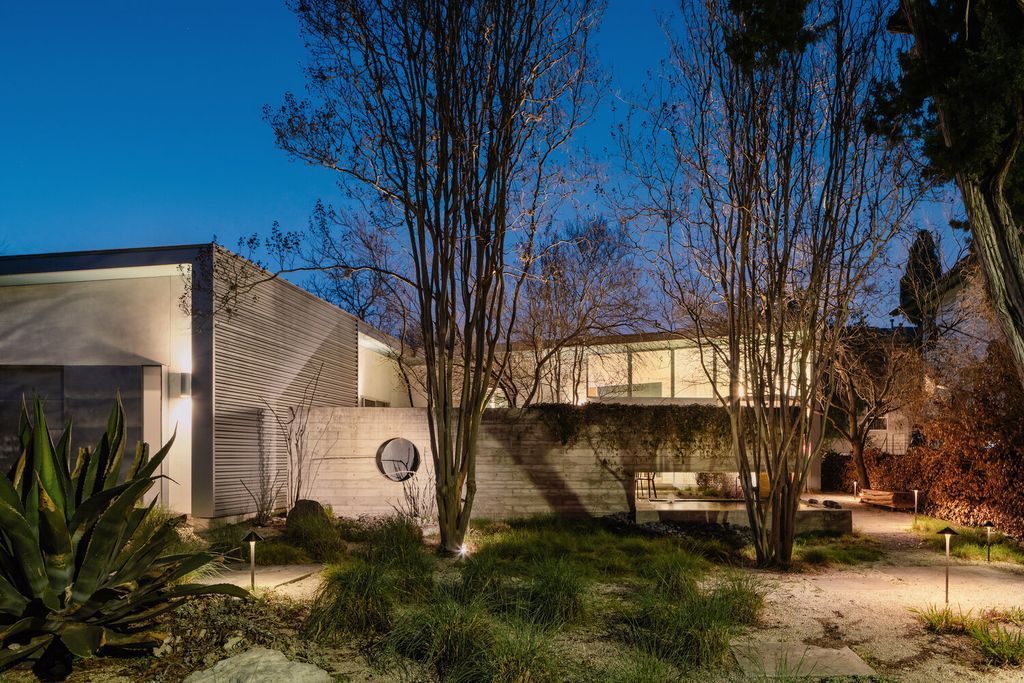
[0,398,248,675]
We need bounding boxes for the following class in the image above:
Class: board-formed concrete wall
[305,406,736,519]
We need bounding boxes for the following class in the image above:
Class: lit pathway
[744,494,1024,682]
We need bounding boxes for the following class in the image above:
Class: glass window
[673,347,716,399]
[587,351,630,399]
[631,350,671,398]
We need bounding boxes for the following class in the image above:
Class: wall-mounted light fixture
[172,372,192,398]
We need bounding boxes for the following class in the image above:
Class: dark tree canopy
[899,229,943,328]
[868,0,1024,219]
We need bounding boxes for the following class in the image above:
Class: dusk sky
[0,0,667,256]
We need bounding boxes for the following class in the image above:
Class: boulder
[183,647,331,683]
[287,499,328,529]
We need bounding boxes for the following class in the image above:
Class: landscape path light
[243,530,263,591]
[937,526,958,604]
[852,480,858,498]
[912,489,919,524]
[982,521,996,563]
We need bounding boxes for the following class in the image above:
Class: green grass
[603,648,679,683]
[618,573,765,671]
[467,515,734,581]
[253,540,312,565]
[284,512,346,562]
[513,558,587,627]
[912,516,1024,564]
[304,560,394,639]
[968,621,1024,665]
[792,533,884,567]
[914,604,1024,667]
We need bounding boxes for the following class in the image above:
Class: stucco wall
[304,406,738,519]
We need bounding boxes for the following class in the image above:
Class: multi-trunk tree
[266,0,602,553]
[621,0,921,566]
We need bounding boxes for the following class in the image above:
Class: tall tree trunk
[958,175,1024,387]
[850,438,871,490]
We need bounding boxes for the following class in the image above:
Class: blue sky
[0,0,667,256]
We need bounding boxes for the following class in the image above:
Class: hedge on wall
[518,402,736,462]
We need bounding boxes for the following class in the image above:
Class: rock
[183,648,331,683]
[287,499,329,529]
[223,635,244,651]
[823,500,843,509]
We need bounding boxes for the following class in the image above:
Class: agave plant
[0,397,247,677]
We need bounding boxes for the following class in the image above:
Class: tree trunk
[850,438,871,490]
[958,176,1024,388]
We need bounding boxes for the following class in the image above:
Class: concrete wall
[305,407,738,519]
[0,270,194,513]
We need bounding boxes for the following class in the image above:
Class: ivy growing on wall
[523,403,737,463]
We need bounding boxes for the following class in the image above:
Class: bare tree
[264,0,602,553]
[621,0,921,566]
[828,326,924,489]
[496,216,649,406]
[240,408,288,525]
[263,363,324,507]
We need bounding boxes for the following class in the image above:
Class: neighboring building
[0,244,415,519]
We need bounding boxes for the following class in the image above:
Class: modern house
[2,244,838,527]
[0,244,416,520]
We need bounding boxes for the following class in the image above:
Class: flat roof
[0,243,212,277]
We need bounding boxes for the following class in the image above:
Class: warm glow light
[458,543,470,558]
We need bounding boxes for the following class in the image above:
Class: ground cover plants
[912,516,1024,565]
[300,514,766,681]
[914,605,1024,666]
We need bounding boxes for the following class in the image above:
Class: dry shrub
[850,341,1024,540]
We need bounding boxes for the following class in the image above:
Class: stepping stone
[731,642,875,679]
[183,647,332,683]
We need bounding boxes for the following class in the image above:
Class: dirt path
[742,495,1024,682]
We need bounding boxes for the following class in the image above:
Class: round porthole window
[376,438,421,482]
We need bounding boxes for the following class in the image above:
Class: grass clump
[386,594,497,681]
[604,649,678,683]
[619,574,764,671]
[640,548,708,591]
[968,621,1024,665]
[336,516,373,542]
[253,540,313,565]
[515,558,587,627]
[793,533,883,567]
[360,515,434,598]
[913,604,977,634]
[305,560,393,640]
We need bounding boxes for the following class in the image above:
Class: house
[0,244,416,520]
[1,244,836,525]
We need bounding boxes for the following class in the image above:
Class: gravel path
[744,495,1024,682]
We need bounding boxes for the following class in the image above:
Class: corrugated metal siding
[212,251,358,517]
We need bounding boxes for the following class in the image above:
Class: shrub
[336,516,373,542]
[304,560,393,640]
[515,558,587,626]
[0,399,246,678]
[255,540,313,565]
[284,512,346,562]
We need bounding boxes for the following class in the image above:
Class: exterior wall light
[242,530,263,590]
[172,372,192,398]
[937,526,958,604]
[982,521,996,563]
